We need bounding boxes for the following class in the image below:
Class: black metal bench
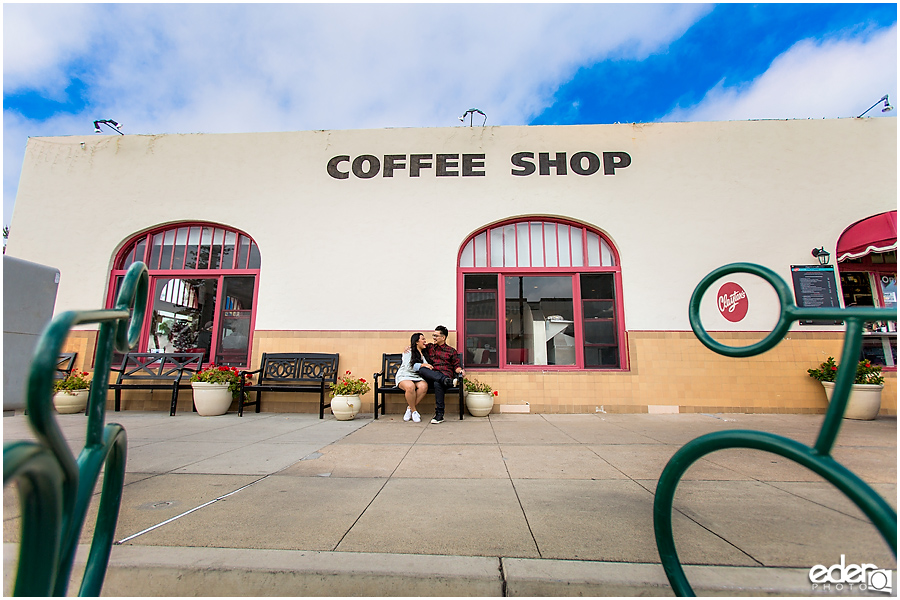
[373,353,465,420]
[55,352,77,380]
[239,352,340,418]
[109,352,204,416]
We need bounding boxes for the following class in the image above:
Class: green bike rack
[3,262,148,596]
[653,262,897,596]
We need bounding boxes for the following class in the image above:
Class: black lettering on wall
[602,152,632,175]
[436,154,459,177]
[383,155,406,177]
[410,154,433,177]
[462,154,486,177]
[570,151,600,176]
[352,155,380,178]
[539,152,567,176]
[327,155,350,180]
[511,152,536,176]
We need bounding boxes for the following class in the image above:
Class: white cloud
[663,24,898,122]
[4,3,713,226]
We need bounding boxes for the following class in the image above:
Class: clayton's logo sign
[717,282,748,322]
[326,151,632,179]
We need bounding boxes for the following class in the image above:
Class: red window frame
[107,222,261,367]
[457,218,627,371]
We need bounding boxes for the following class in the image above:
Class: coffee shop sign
[327,151,632,180]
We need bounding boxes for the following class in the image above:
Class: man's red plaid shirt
[425,343,461,378]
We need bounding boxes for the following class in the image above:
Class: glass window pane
[474,232,487,268]
[583,300,614,319]
[585,346,619,368]
[185,227,202,269]
[466,291,497,318]
[465,274,497,290]
[171,228,187,270]
[460,240,474,268]
[198,227,213,269]
[601,238,615,266]
[248,241,261,269]
[571,227,584,267]
[544,223,558,267]
[581,274,615,300]
[584,321,616,344]
[122,246,136,269]
[134,238,147,266]
[505,276,574,366]
[490,227,503,267]
[210,228,224,270]
[222,231,236,269]
[160,229,175,270]
[586,232,601,266]
[530,223,544,267]
[237,235,250,269]
[558,225,571,267]
[503,224,516,267]
[149,234,163,270]
[215,276,255,366]
[517,223,530,267]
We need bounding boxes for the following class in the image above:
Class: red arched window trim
[107,222,261,368]
[457,217,627,371]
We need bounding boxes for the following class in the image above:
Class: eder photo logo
[809,555,893,593]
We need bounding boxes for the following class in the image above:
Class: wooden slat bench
[372,353,465,420]
[109,352,204,416]
[239,353,340,418]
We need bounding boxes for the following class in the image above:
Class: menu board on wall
[790,265,842,325]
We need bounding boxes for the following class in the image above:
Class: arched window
[107,222,261,367]
[458,218,625,370]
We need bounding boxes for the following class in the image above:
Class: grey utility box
[4,255,61,412]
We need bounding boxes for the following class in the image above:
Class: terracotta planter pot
[191,382,233,416]
[331,395,361,420]
[821,381,884,420]
[53,389,89,414]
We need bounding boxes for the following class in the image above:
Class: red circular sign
[717,282,748,322]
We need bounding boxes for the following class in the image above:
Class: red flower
[359,378,366,383]
[492,390,499,396]
[831,366,837,371]
[218,366,230,371]
[346,370,351,375]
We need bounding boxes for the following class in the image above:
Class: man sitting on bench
[419,325,466,424]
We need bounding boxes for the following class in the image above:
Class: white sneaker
[412,411,421,423]
[403,407,412,422]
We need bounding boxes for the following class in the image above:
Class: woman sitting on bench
[396,333,431,423]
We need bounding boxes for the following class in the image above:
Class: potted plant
[808,356,885,420]
[53,370,91,414]
[329,371,370,420]
[190,365,248,416]
[464,378,498,417]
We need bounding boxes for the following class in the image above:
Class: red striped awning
[836,211,897,262]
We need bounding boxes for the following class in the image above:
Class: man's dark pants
[417,367,452,419]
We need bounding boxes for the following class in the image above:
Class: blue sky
[3,3,897,229]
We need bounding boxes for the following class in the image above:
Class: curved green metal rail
[3,262,148,596]
[653,262,897,596]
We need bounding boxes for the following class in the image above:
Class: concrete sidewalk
[3,411,896,596]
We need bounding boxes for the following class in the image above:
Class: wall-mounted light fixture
[811,247,831,265]
[857,95,893,118]
[93,119,124,135]
[458,108,487,127]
